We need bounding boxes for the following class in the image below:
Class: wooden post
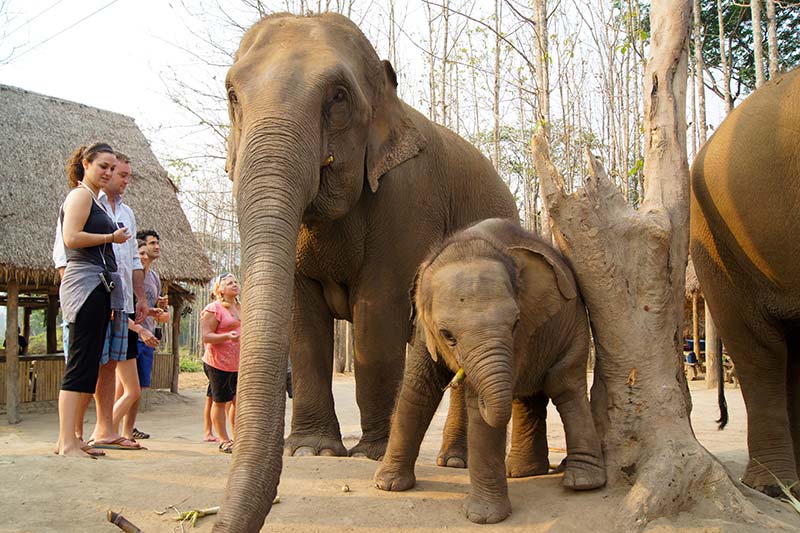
[334,320,346,373]
[691,292,700,361]
[22,307,31,352]
[345,322,354,373]
[6,280,21,424]
[170,295,182,393]
[47,292,58,354]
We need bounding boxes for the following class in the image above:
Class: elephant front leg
[506,392,550,478]
[375,339,449,491]
[463,385,511,524]
[284,275,346,457]
[437,385,468,468]
[349,294,409,459]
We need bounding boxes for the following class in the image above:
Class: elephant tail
[716,353,728,430]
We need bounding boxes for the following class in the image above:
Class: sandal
[218,440,234,454]
[132,428,150,440]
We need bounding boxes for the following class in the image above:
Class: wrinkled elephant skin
[690,67,800,499]
[214,13,518,532]
[375,219,606,524]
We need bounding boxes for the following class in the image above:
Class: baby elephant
[374,218,605,524]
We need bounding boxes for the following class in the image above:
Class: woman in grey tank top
[56,142,132,459]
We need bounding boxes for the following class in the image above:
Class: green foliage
[696,0,800,100]
[180,355,204,373]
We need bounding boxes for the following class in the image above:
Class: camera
[154,327,163,340]
[99,271,115,293]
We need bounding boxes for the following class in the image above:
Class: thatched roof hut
[0,85,213,420]
[0,84,212,286]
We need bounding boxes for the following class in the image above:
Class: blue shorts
[101,311,128,365]
[136,339,155,388]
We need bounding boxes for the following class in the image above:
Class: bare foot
[204,434,219,442]
[57,438,96,459]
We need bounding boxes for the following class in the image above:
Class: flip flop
[82,445,106,457]
[204,435,220,443]
[218,440,234,454]
[88,437,146,450]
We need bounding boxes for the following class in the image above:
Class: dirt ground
[1,373,799,533]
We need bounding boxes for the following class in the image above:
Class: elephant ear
[366,60,427,193]
[407,259,440,362]
[508,243,578,333]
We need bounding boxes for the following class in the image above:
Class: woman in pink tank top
[201,273,241,453]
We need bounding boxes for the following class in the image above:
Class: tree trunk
[492,0,501,171]
[693,0,707,143]
[766,0,779,79]
[705,301,721,389]
[751,0,765,88]
[426,2,438,123]
[530,1,769,527]
[533,0,552,242]
[5,280,21,424]
[717,0,733,112]
[440,0,449,127]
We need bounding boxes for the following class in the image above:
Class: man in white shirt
[53,152,148,449]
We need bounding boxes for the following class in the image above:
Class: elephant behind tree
[690,67,800,498]
[375,218,606,524]
[215,13,518,531]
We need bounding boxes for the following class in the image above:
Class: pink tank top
[201,300,241,372]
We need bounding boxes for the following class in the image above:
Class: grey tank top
[60,196,117,271]
[58,190,123,322]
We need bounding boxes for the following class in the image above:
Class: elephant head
[216,13,425,532]
[412,228,577,429]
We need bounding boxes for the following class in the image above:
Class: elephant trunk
[462,346,514,428]
[214,125,317,532]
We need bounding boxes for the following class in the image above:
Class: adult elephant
[215,12,517,531]
[690,67,800,498]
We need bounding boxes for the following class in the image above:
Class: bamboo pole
[171,292,182,394]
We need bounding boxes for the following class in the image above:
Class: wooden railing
[0,352,175,405]
[0,354,64,404]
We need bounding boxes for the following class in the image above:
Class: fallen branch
[107,510,143,533]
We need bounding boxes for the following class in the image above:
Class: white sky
[0,0,215,159]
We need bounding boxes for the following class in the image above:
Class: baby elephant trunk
[464,348,514,428]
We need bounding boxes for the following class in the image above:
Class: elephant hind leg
[786,330,800,486]
[722,319,797,496]
[505,393,550,478]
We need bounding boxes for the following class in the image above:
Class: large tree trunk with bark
[530,0,774,527]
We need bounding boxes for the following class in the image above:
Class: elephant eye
[330,88,347,104]
[228,88,239,105]
[439,329,457,347]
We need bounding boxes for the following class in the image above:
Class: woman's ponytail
[66,145,87,189]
